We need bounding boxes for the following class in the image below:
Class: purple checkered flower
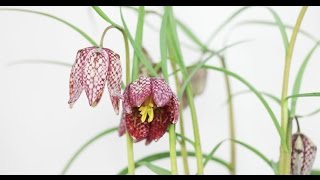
[118,77,179,145]
[68,47,122,115]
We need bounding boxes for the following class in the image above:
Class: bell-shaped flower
[118,77,179,145]
[68,47,122,114]
[291,133,317,175]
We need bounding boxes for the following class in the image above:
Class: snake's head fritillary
[291,133,317,175]
[119,77,179,145]
[68,47,122,115]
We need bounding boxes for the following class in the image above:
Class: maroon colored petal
[68,47,93,107]
[145,109,171,145]
[123,86,133,114]
[125,110,149,142]
[151,78,173,107]
[166,94,179,124]
[118,112,126,137]
[105,48,122,115]
[82,48,109,107]
[129,77,152,107]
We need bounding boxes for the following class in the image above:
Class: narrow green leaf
[160,8,169,81]
[206,7,288,51]
[119,7,158,77]
[203,139,273,172]
[138,161,171,175]
[201,65,285,145]
[174,132,195,146]
[117,151,231,175]
[0,8,98,46]
[235,20,318,43]
[290,42,320,118]
[91,6,121,29]
[132,6,145,81]
[203,140,227,167]
[300,107,320,118]
[178,40,250,99]
[311,169,320,175]
[227,90,281,105]
[7,60,72,68]
[286,92,320,100]
[205,6,250,45]
[231,139,273,169]
[61,127,118,175]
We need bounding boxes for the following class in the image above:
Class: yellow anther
[138,97,155,123]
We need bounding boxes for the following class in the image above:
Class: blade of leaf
[235,20,318,43]
[117,151,231,175]
[286,92,320,100]
[91,6,121,29]
[119,7,158,77]
[131,6,145,81]
[138,161,171,175]
[203,140,227,167]
[61,127,118,175]
[300,107,320,118]
[201,65,285,145]
[178,40,250,99]
[290,42,320,118]
[226,90,281,106]
[7,60,72,68]
[0,8,98,46]
[160,8,169,81]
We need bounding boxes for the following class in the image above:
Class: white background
[0,6,320,175]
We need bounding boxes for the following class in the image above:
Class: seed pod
[291,133,317,175]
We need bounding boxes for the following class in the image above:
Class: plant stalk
[278,6,308,175]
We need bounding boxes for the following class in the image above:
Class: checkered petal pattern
[291,133,317,175]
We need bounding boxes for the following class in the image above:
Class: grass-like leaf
[290,42,320,118]
[286,92,320,100]
[160,8,169,81]
[227,90,281,106]
[91,6,121,29]
[203,139,273,172]
[119,7,158,77]
[7,60,72,68]
[0,8,98,46]
[131,6,145,81]
[61,127,118,175]
[178,40,250,99]
[117,151,231,175]
[201,65,285,145]
[137,161,171,175]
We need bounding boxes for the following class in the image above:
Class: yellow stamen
[138,97,155,123]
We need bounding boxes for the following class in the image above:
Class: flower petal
[145,109,170,145]
[105,48,122,115]
[123,86,133,113]
[291,133,317,175]
[68,47,93,108]
[166,94,179,124]
[151,78,173,107]
[129,77,152,107]
[118,112,126,137]
[125,110,149,142]
[83,48,109,107]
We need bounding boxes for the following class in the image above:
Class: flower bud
[291,133,317,175]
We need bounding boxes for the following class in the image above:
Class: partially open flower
[291,133,317,175]
[68,47,122,114]
[118,77,179,145]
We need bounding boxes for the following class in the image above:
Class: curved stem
[278,6,308,175]
[100,25,136,174]
[294,116,301,133]
[220,57,236,175]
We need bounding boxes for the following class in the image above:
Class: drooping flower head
[68,47,122,114]
[119,77,179,145]
[291,133,317,175]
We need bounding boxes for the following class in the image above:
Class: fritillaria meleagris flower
[118,77,179,145]
[291,133,317,175]
[68,47,122,115]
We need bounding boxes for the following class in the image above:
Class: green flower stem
[220,57,236,175]
[168,125,178,175]
[278,6,308,175]
[171,62,190,175]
